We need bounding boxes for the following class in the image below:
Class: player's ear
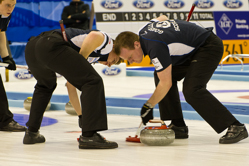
[134,41,140,48]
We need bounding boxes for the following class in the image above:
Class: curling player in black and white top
[23,28,121,149]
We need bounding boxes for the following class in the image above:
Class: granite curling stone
[24,97,51,111]
[65,101,77,115]
[140,120,175,146]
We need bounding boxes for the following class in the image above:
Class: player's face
[0,0,16,17]
[98,50,120,67]
[119,41,143,64]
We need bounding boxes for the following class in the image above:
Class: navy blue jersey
[54,28,113,63]
[139,19,212,72]
[0,14,11,32]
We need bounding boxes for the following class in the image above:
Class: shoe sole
[0,129,27,132]
[175,135,189,139]
[79,143,118,149]
[23,141,45,144]
[219,131,248,144]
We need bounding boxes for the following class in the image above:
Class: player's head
[0,0,16,17]
[114,31,143,64]
[98,49,124,67]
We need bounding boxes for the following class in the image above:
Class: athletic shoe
[0,120,27,132]
[168,124,189,139]
[23,130,46,144]
[79,133,118,149]
[219,124,248,144]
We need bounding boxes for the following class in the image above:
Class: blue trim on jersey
[140,36,168,46]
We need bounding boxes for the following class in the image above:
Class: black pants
[0,75,13,127]
[25,31,107,133]
[154,33,237,133]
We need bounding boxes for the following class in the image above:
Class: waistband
[39,30,64,40]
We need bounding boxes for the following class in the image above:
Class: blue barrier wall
[6,0,94,42]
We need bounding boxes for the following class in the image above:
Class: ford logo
[102,67,121,76]
[223,0,243,9]
[14,70,33,79]
[194,0,214,9]
[164,0,185,9]
[101,0,123,9]
[133,0,154,9]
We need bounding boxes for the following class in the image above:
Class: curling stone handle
[148,119,166,125]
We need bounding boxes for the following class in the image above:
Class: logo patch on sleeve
[152,58,163,71]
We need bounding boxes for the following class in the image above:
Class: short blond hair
[114,31,139,55]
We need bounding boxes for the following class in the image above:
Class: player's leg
[183,33,248,143]
[0,75,27,131]
[154,65,189,138]
[23,35,57,144]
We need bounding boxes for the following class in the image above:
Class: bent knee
[183,87,204,103]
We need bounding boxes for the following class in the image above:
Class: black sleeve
[98,54,109,61]
[71,4,90,20]
[61,7,76,25]
[89,52,109,62]
[0,15,11,31]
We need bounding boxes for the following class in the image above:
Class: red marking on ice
[238,96,249,99]
[65,131,81,133]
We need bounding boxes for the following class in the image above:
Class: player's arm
[79,31,104,59]
[0,31,9,58]
[66,82,82,116]
[140,64,172,124]
[147,64,172,107]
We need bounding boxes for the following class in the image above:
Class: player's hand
[140,103,154,125]
[2,56,16,70]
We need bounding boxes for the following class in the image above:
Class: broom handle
[135,122,145,136]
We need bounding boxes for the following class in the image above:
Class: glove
[140,103,154,125]
[2,56,16,70]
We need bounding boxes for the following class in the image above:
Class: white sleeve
[95,31,113,55]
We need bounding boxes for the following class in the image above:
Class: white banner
[94,0,249,39]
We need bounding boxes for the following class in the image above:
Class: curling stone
[140,119,175,146]
[23,97,51,111]
[65,101,77,115]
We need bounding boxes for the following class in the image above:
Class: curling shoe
[0,120,27,132]
[79,133,118,149]
[219,124,248,144]
[168,124,189,139]
[23,130,45,144]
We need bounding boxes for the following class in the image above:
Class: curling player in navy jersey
[114,15,248,144]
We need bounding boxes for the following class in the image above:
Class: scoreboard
[93,0,249,66]
[96,11,214,22]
